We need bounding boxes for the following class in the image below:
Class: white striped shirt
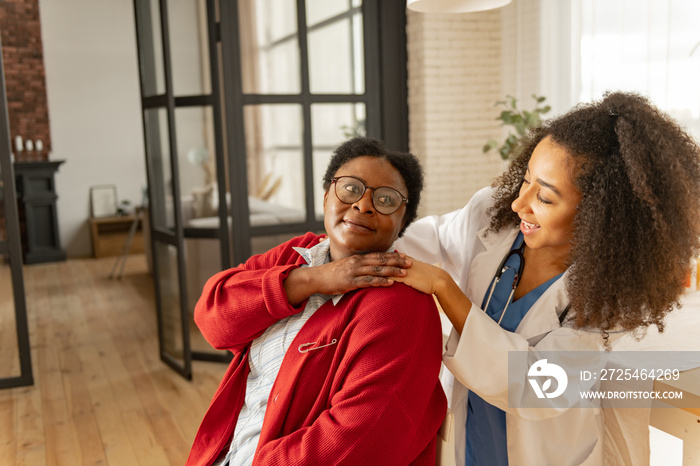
[216,238,341,466]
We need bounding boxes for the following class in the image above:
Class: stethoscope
[483,239,526,326]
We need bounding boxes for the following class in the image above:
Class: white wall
[39,0,146,258]
[39,1,230,258]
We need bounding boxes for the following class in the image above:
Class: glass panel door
[306,1,365,94]
[134,0,230,379]
[0,39,33,389]
[220,0,382,266]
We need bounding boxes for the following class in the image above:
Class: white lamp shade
[407,0,512,13]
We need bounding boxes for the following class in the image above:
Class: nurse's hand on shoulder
[391,258,447,295]
[284,252,411,306]
[394,258,472,334]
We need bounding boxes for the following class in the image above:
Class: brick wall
[407,9,506,217]
[0,0,51,162]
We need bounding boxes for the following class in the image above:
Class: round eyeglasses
[331,176,408,215]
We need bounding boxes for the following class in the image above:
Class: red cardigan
[186,232,447,465]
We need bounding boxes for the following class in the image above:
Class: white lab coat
[394,187,672,466]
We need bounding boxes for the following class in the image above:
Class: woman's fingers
[286,253,413,303]
[318,254,409,293]
[348,253,411,280]
[288,252,414,300]
[375,251,412,267]
[354,251,412,270]
[353,274,396,287]
[348,252,411,288]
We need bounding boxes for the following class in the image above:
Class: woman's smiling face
[323,156,408,261]
[511,136,582,260]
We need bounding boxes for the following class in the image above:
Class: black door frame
[0,36,34,390]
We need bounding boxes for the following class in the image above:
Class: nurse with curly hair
[390,91,700,465]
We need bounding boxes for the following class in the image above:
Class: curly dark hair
[488,91,700,334]
[322,136,424,237]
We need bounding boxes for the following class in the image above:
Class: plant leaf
[499,111,513,124]
[486,94,550,160]
[524,112,539,127]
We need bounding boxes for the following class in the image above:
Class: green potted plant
[483,94,551,160]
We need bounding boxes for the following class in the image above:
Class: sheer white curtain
[508,0,700,140]
[501,0,577,118]
[573,0,700,140]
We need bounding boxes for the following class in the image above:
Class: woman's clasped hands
[321,251,409,290]
[285,250,412,305]
[302,248,453,298]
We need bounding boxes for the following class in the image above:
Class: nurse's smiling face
[511,136,582,260]
[323,156,408,261]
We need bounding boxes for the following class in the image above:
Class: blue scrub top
[465,232,562,466]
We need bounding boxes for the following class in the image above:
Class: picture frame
[90,185,118,218]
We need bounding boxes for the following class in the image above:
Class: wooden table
[646,290,700,464]
[651,367,700,464]
[89,214,144,258]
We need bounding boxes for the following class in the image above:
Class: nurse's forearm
[434,273,472,334]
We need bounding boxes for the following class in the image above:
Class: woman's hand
[284,252,411,305]
[391,258,447,295]
[394,257,472,334]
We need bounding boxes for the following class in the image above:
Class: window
[577,0,700,139]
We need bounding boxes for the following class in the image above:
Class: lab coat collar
[472,225,570,343]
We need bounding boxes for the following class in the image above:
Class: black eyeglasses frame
[330,176,409,215]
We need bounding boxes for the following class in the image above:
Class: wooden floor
[0,255,227,465]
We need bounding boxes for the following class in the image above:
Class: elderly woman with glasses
[186,137,447,466]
